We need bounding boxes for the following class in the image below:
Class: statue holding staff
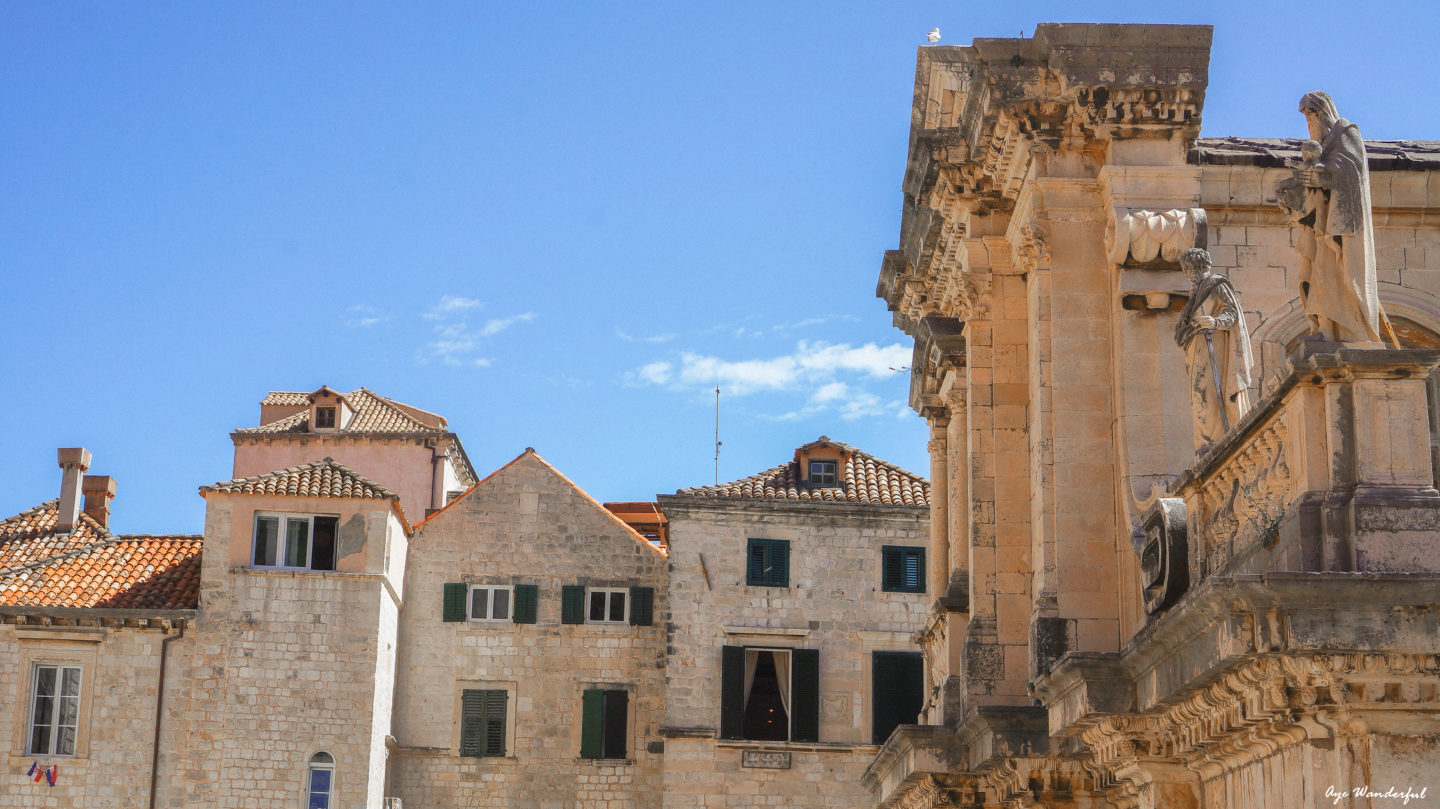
[1275,91,1383,345]
[1175,248,1254,449]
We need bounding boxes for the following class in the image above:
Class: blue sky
[3,2,1438,533]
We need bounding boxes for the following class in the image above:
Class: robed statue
[1175,248,1254,449]
[1275,91,1382,344]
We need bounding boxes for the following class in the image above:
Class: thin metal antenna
[714,386,722,485]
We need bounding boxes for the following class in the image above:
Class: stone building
[388,448,669,807]
[865,23,1440,809]
[232,386,478,520]
[657,437,932,809]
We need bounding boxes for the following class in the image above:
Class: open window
[252,514,338,571]
[720,646,819,742]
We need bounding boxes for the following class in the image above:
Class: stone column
[941,383,969,599]
[926,416,951,598]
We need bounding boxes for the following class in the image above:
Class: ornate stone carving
[1174,248,1254,449]
[1275,91,1382,344]
[741,750,791,769]
[1011,222,1050,272]
[1106,208,1206,266]
[1139,498,1188,616]
[1190,415,1292,576]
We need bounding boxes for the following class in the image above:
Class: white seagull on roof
[927,28,941,44]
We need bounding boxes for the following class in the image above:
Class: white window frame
[585,587,628,624]
[307,751,335,808]
[807,459,838,486]
[251,513,339,571]
[27,663,82,757]
[469,585,514,622]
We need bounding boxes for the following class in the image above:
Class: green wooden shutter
[513,584,538,624]
[460,690,486,755]
[882,547,903,590]
[747,540,766,585]
[720,645,745,739]
[483,690,507,756]
[771,540,789,587]
[603,690,628,759]
[872,652,924,744]
[561,585,586,624]
[629,586,653,626]
[906,550,924,591]
[581,689,604,758]
[790,648,820,743]
[443,582,467,622]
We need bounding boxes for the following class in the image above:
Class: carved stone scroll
[1106,208,1207,267]
[1139,498,1188,616]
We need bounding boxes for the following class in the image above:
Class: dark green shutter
[484,690,507,756]
[461,689,506,756]
[791,648,820,742]
[629,586,653,626]
[720,645,745,739]
[872,652,924,744]
[603,690,628,758]
[443,582,467,622]
[581,689,604,758]
[513,584,538,624]
[771,540,789,586]
[883,547,903,590]
[561,585,585,624]
[882,547,925,593]
[906,550,924,590]
[748,541,766,584]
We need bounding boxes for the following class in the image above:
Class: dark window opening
[311,516,337,571]
[741,651,790,742]
[314,407,336,428]
[882,546,925,593]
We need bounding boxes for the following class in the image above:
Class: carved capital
[1105,207,1206,267]
[1011,222,1050,272]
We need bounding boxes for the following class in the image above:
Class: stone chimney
[82,475,117,531]
[56,448,93,533]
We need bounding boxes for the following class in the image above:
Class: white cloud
[478,312,536,336]
[418,309,536,367]
[345,304,389,328]
[423,295,483,320]
[629,340,910,422]
[616,329,676,344]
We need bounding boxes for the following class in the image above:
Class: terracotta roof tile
[0,502,202,610]
[200,457,398,501]
[676,439,929,507]
[238,388,442,435]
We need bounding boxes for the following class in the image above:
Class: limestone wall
[0,623,192,808]
[390,452,668,808]
[657,499,930,809]
[175,495,404,809]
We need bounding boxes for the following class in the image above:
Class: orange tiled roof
[201,457,398,501]
[239,388,445,435]
[676,438,930,507]
[0,502,202,610]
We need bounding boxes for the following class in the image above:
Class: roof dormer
[795,436,853,488]
[308,386,355,432]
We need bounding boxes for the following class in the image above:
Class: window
[460,689,508,757]
[252,514,337,571]
[881,546,926,593]
[307,752,334,809]
[746,538,789,587]
[314,406,337,429]
[587,588,627,623]
[580,689,628,759]
[470,586,511,621]
[720,646,819,743]
[871,652,924,744]
[807,459,838,486]
[27,664,81,756]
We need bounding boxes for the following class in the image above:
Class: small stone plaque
[741,750,792,769]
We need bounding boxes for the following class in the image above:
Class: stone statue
[1174,248,1254,449]
[1275,91,1382,344]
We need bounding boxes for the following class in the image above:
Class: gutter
[148,621,185,809]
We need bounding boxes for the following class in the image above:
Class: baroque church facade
[4,21,1440,809]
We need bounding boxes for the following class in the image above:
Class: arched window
[307,752,334,809]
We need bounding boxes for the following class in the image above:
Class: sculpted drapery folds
[1276,91,1382,344]
[1175,248,1254,449]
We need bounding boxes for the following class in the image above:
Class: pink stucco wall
[232,438,446,524]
